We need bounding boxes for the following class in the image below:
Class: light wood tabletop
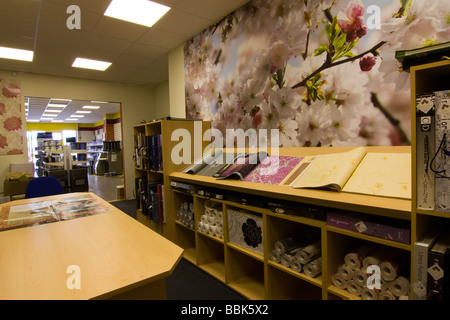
[0,192,183,300]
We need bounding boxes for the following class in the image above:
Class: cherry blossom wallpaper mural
[184,0,450,147]
[0,79,24,155]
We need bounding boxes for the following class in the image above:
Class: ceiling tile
[83,34,134,54]
[174,0,249,22]
[124,42,169,60]
[155,9,214,37]
[93,16,148,42]
[0,0,41,22]
[44,0,112,15]
[138,27,190,49]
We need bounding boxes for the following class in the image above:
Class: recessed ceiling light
[66,118,78,121]
[75,111,92,114]
[27,120,39,122]
[51,99,71,102]
[51,120,64,123]
[44,110,61,113]
[70,115,85,118]
[72,57,112,71]
[47,104,67,108]
[91,101,108,104]
[83,106,101,109]
[104,0,170,28]
[0,46,33,62]
[41,117,55,121]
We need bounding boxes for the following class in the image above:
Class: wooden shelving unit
[168,146,412,300]
[133,119,210,239]
[410,60,450,299]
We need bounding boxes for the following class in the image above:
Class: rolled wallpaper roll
[274,233,307,253]
[281,247,303,267]
[379,251,409,281]
[297,240,321,264]
[360,286,379,300]
[379,290,398,300]
[346,280,362,296]
[338,264,354,281]
[332,273,347,290]
[304,257,322,278]
[290,256,303,273]
[270,249,282,263]
[362,246,394,269]
[344,243,378,269]
[388,276,410,297]
[353,268,368,286]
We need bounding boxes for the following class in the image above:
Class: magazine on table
[0,194,112,231]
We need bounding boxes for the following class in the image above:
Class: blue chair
[25,176,65,199]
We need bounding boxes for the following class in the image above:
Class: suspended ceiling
[0,0,251,123]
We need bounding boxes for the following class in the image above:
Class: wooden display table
[0,192,183,300]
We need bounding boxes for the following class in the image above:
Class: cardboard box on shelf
[4,172,34,196]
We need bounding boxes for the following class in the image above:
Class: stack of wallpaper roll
[197,200,223,239]
[177,201,194,229]
[270,233,322,278]
[331,243,410,300]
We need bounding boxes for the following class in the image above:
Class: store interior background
[25,97,123,200]
[0,0,252,200]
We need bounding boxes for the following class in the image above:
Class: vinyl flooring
[88,174,124,202]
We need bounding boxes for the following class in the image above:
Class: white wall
[0,70,156,199]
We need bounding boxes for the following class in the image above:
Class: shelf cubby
[266,264,322,300]
[226,247,265,300]
[196,233,225,282]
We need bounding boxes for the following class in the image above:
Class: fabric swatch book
[214,151,268,180]
[289,147,411,199]
[181,149,231,176]
[243,155,302,185]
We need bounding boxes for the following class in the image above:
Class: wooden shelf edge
[267,261,322,287]
[169,172,411,219]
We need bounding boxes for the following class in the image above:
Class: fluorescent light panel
[72,58,112,71]
[83,106,101,109]
[0,46,33,62]
[47,104,67,108]
[76,111,92,114]
[104,0,170,28]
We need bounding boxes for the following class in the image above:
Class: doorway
[25,97,125,201]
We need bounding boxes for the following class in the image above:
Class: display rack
[168,146,412,300]
[410,60,450,300]
[133,119,210,238]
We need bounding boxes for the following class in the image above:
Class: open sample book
[282,147,412,199]
[0,194,112,231]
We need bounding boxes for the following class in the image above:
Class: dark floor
[109,199,246,301]
[88,174,124,201]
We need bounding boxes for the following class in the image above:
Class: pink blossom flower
[269,41,291,72]
[337,0,366,42]
[360,54,377,72]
